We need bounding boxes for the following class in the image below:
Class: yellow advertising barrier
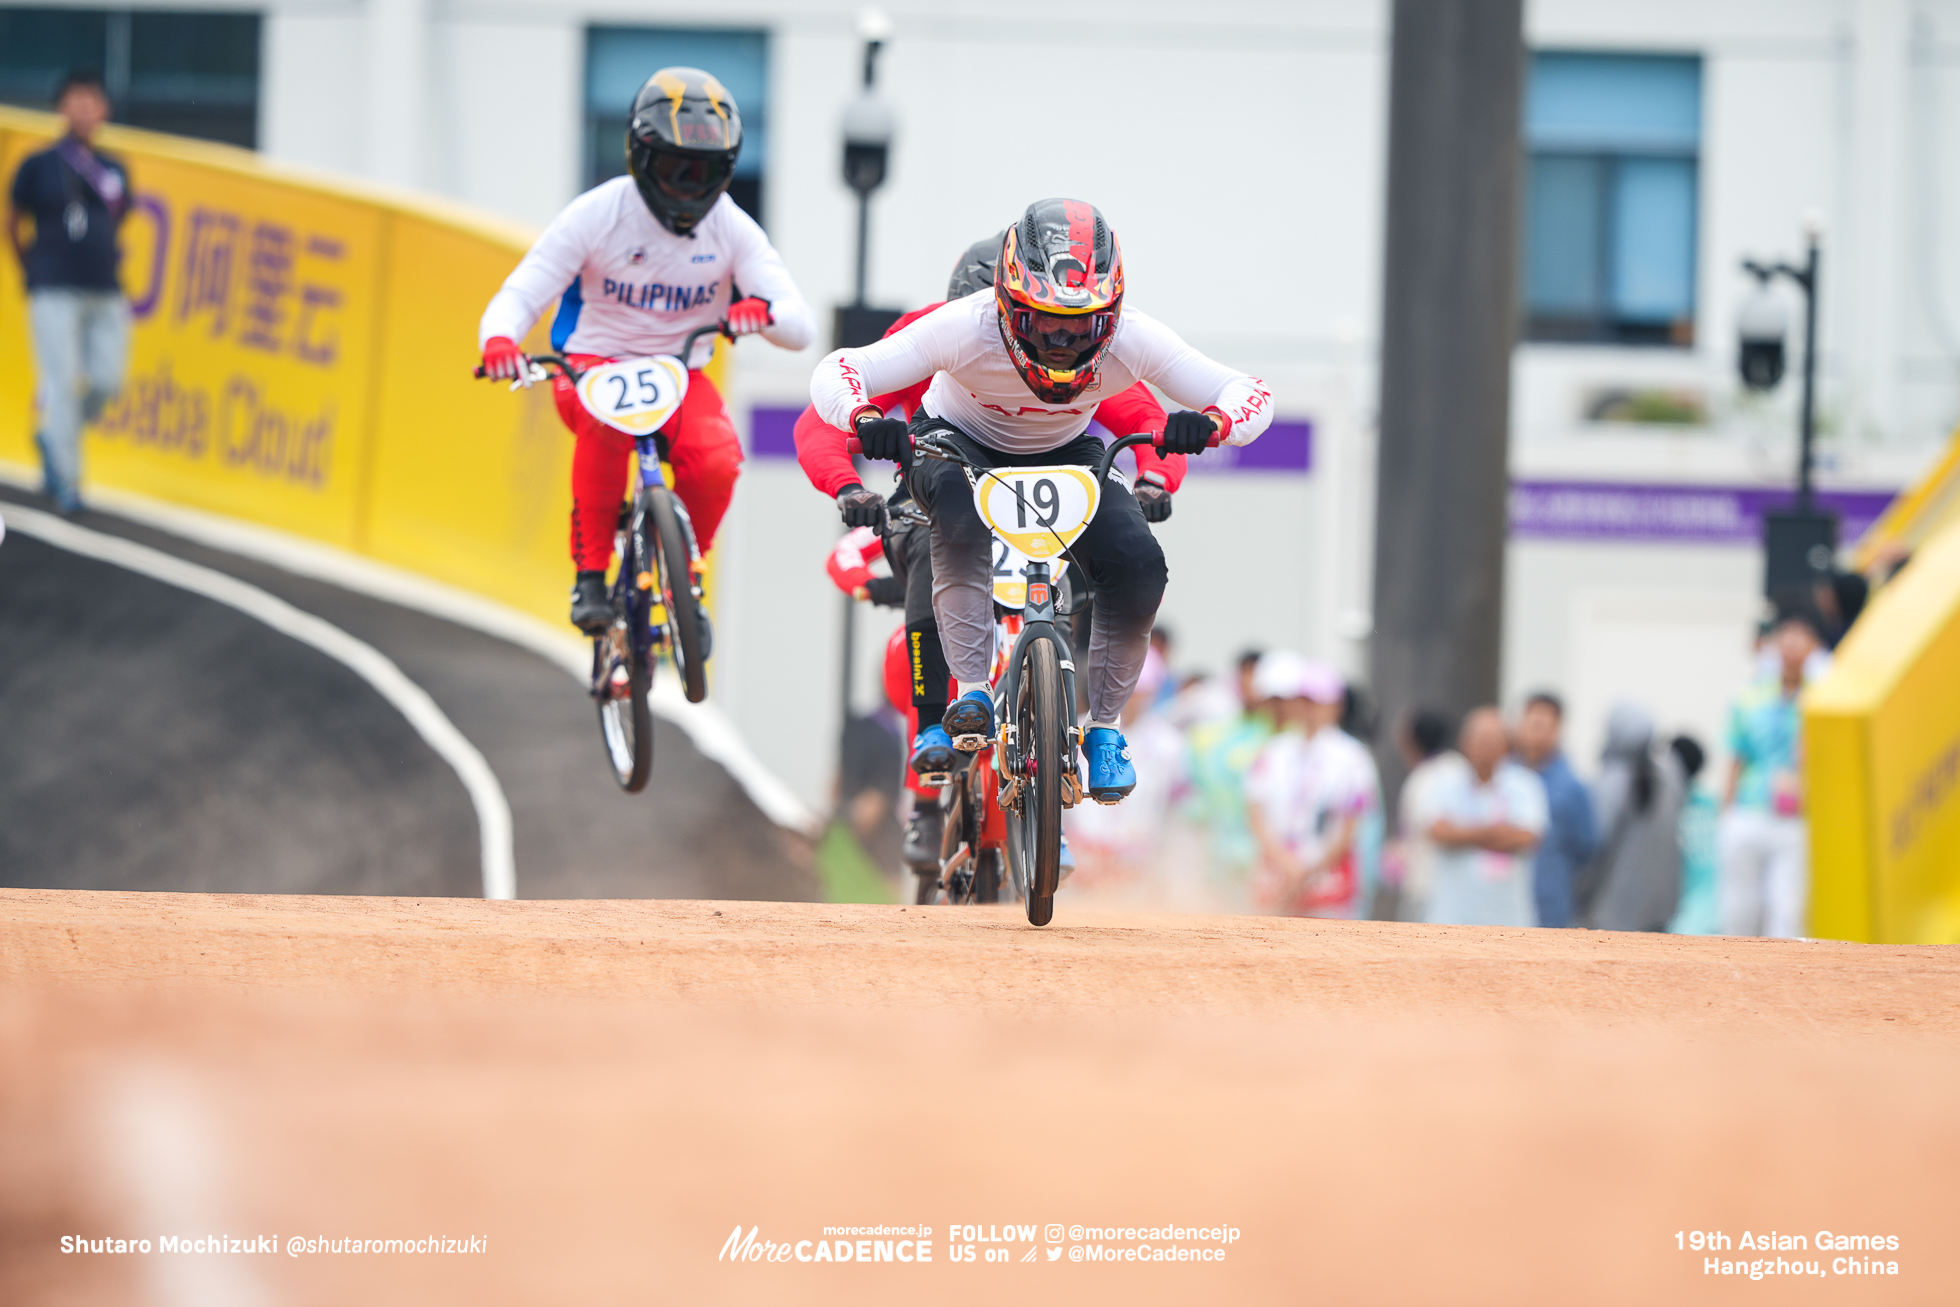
[1850,421,1960,576]
[1805,515,1960,943]
[0,106,720,627]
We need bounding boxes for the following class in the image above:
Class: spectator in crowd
[1065,644,1189,894]
[1813,570,1869,650]
[1665,735,1722,936]
[1146,626,1179,712]
[1579,701,1685,932]
[1245,656,1379,919]
[1387,708,1462,923]
[1423,707,1547,927]
[7,69,131,515]
[1513,692,1598,928]
[1719,612,1823,938]
[1184,648,1275,895]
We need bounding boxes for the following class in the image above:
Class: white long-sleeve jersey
[809,289,1272,454]
[479,178,815,369]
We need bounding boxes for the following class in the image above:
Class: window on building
[585,27,768,227]
[0,9,261,149]
[1522,52,1702,346]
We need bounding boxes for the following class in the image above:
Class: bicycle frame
[993,558,1083,811]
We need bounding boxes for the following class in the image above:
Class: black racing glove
[835,483,888,530]
[1162,409,1218,456]
[863,575,906,607]
[1135,480,1173,523]
[854,415,912,463]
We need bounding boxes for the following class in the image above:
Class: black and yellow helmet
[626,67,742,236]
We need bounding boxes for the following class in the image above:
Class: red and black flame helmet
[994,198,1124,403]
[626,67,742,237]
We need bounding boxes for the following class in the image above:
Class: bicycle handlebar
[473,323,729,383]
[844,427,1223,485]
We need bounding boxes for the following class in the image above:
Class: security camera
[1737,283,1787,392]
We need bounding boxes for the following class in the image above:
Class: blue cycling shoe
[1058,833,1077,882]
[941,689,996,752]
[910,724,956,778]
[1084,726,1137,804]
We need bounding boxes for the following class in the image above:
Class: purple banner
[750,405,801,459]
[1174,419,1312,474]
[748,407,1313,475]
[1509,479,1899,544]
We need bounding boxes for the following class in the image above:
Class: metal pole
[854,194,870,309]
[839,587,856,800]
[1797,236,1819,513]
[1369,0,1526,809]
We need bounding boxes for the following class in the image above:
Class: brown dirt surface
[3,887,1955,1305]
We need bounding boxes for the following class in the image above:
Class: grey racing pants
[905,415,1167,725]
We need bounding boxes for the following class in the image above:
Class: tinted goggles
[646,148,735,200]
[1012,309,1115,356]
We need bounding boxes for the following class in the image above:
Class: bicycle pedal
[951,733,990,752]
[917,771,952,787]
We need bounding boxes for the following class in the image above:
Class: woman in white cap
[1245,655,1379,918]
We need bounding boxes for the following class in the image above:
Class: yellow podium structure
[1807,501,1960,943]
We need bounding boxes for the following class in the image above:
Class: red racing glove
[481,335,526,381]
[725,297,774,336]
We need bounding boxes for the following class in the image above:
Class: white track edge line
[0,464,820,835]
[2,501,517,900]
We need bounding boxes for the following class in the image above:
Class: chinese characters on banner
[80,161,380,541]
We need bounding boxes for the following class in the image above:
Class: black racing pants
[880,508,951,728]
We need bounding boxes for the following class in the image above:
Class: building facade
[4,0,1957,803]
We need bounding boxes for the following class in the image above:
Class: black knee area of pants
[910,449,992,552]
[1082,510,1168,641]
[896,523,936,628]
[907,618,951,718]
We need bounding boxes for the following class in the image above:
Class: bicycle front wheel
[595,594,653,793]
[649,490,708,704]
[1002,637,1065,926]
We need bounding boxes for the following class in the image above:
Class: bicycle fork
[623,435,703,655]
[993,560,1083,811]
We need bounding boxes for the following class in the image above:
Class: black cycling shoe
[569,571,612,634]
[902,804,944,872]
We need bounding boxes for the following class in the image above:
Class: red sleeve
[1094,382,1187,493]
[825,527,881,594]
[794,303,949,499]
[793,404,862,498]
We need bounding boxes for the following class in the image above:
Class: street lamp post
[1740,220,1833,613]
[834,9,899,812]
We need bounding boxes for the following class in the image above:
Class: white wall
[1503,537,1762,779]
[232,0,1960,805]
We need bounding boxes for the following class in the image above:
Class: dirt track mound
[4,890,1953,1305]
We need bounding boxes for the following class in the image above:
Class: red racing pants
[553,359,743,572]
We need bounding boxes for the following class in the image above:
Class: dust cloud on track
[3,890,1954,1305]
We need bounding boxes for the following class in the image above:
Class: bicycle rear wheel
[594,581,653,793]
[649,489,708,704]
[974,849,1003,904]
[1002,637,1065,926]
